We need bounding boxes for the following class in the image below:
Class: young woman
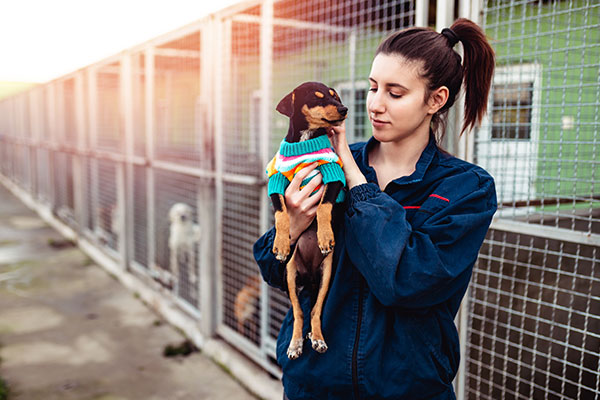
[254,18,497,400]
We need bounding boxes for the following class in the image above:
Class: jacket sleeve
[344,170,497,309]
[253,227,288,291]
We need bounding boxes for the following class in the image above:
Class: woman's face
[367,53,435,144]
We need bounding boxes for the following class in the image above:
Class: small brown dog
[266,82,347,359]
[234,274,261,338]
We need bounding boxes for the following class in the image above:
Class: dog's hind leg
[170,249,179,294]
[316,182,343,255]
[286,252,304,360]
[308,252,333,353]
[190,244,197,286]
[272,194,291,261]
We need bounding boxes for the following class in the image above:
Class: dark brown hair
[376,18,495,141]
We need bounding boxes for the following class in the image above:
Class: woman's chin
[371,126,393,142]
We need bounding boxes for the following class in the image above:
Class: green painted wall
[485,0,599,201]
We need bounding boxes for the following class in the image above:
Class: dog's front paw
[317,226,335,255]
[307,332,328,353]
[287,338,304,359]
[273,233,291,261]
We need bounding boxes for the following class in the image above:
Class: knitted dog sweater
[266,135,346,203]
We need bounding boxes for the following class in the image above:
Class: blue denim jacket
[254,134,497,400]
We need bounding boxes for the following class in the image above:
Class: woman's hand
[284,163,325,244]
[327,122,367,189]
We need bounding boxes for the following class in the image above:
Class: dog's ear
[276,91,295,117]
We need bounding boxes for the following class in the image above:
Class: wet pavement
[0,183,260,400]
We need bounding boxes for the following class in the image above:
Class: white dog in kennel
[168,202,202,293]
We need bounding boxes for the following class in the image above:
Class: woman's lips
[370,118,389,128]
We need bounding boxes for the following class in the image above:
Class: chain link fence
[0,0,598,398]
[469,1,600,399]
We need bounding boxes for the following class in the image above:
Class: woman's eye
[389,92,402,99]
[369,87,377,92]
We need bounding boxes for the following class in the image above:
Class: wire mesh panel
[476,0,600,230]
[63,78,78,145]
[14,95,32,191]
[53,151,75,224]
[35,148,52,206]
[217,6,273,370]
[224,17,262,177]
[153,169,202,308]
[154,31,203,164]
[468,229,599,399]
[82,157,94,232]
[249,0,416,362]
[21,145,32,193]
[133,53,146,158]
[222,183,263,343]
[468,1,600,399]
[0,141,14,182]
[94,160,120,253]
[132,165,148,268]
[272,0,415,148]
[96,62,122,152]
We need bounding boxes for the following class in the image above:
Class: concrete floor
[0,183,260,400]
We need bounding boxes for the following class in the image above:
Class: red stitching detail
[430,194,449,202]
[404,206,420,209]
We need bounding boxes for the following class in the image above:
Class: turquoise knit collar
[279,135,333,157]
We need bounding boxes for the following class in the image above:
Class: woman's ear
[427,86,449,115]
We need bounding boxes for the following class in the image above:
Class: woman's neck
[369,128,430,189]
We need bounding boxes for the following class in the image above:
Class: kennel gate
[466,1,600,399]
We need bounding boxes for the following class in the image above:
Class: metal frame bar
[145,47,157,280]
[199,20,216,337]
[73,71,86,229]
[232,13,351,33]
[259,0,274,362]
[415,0,429,27]
[214,15,229,333]
[121,52,134,269]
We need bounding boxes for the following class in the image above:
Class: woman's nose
[368,92,385,114]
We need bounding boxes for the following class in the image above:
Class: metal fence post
[436,0,459,156]
[416,0,429,27]
[46,83,57,211]
[213,14,229,332]
[73,71,87,230]
[199,18,217,337]
[455,1,484,398]
[28,90,39,199]
[121,52,135,269]
[144,47,156,275]
[259,0,274,357]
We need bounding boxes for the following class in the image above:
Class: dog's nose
[338,106,348,116]
[180,215,187,221]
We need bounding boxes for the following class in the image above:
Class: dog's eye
[329,89,339,100]
[315,91,324,98]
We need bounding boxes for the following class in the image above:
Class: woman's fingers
[298,170,323,197]
[303,185,324,212]
[287,162,319,193]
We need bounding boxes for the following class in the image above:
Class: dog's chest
[169,224,198,248]
[299,129,313,142]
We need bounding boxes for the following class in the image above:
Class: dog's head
[276,82,348,135]
[168,203,193,225]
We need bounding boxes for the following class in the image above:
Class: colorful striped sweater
[266,135,346,203]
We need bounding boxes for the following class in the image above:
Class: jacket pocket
[426,341,454,385]
[410,314,457,385]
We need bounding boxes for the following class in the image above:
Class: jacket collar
[358,131,438,187]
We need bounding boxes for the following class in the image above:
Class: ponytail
[450,18,495,134]
[375,18,495,140]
